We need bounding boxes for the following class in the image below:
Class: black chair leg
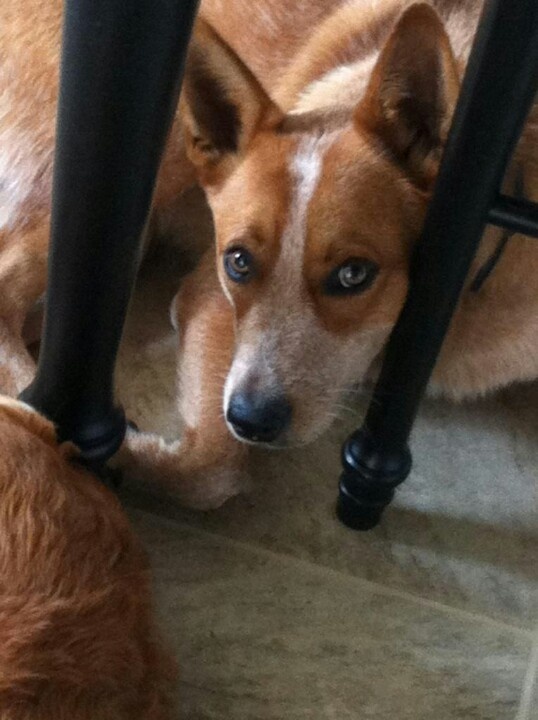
[21,0,199,463]
[338,0,538,530]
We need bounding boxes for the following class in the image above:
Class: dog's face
[181,4,459,445]
[210,129,423,445]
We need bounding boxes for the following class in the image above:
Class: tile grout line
[130,503,535,640]
[515,628,538,720]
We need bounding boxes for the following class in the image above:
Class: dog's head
[181,4,460,446]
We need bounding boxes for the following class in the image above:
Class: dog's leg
[0,215,49,395]
[117,251,249,510]
[119,425,248,511]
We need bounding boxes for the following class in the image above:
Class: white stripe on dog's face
[281,134,329,258]
[223,132,339,426]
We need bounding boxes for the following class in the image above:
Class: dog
[3,1,538,509]
[0,396,176,718]
[120,0,538,508]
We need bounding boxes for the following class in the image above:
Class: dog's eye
[224,247,253,283]
[325,259,378,295]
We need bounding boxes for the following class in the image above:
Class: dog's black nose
[226,392,292,443]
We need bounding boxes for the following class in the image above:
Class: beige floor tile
[117,196,538,629]
[516,632,538,720]
[130,509,532,720]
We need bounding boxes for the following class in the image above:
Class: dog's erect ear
[180,20,281,183]
[356,3,459,187]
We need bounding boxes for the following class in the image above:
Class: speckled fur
[142,0,538,505]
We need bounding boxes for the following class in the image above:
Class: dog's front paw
[115,428,245,511]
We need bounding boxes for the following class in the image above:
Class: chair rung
[488,194,538,237]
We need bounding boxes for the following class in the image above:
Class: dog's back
[0,400,175,719]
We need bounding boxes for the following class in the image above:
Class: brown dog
[0,396,176,719]
[3,1,538,510]
[120,0,538,507]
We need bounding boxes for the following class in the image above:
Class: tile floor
[116,192,537,719]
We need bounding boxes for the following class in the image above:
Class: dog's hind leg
[116,251,249,510]
[0,215,49,395]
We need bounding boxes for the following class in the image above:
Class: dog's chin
[225,422,290,449]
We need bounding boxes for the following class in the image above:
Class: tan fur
[3,1,538,509]
[131,0,538,503]
[116,253,248,510]
[0,397,176,718]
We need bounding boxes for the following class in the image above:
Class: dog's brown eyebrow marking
[186,48,241,153]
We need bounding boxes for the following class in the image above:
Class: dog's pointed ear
[180,20,281,184]
[356,3,459,187]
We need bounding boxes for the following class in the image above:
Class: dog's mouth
[226,420,283,447]
[227,421,280,446]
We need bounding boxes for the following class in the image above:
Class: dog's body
[3,1,538,507]
[123,0,538,506]
[0,397,175,718]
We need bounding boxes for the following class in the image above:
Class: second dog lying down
[118,0,538,509]
[0,397,176,719]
